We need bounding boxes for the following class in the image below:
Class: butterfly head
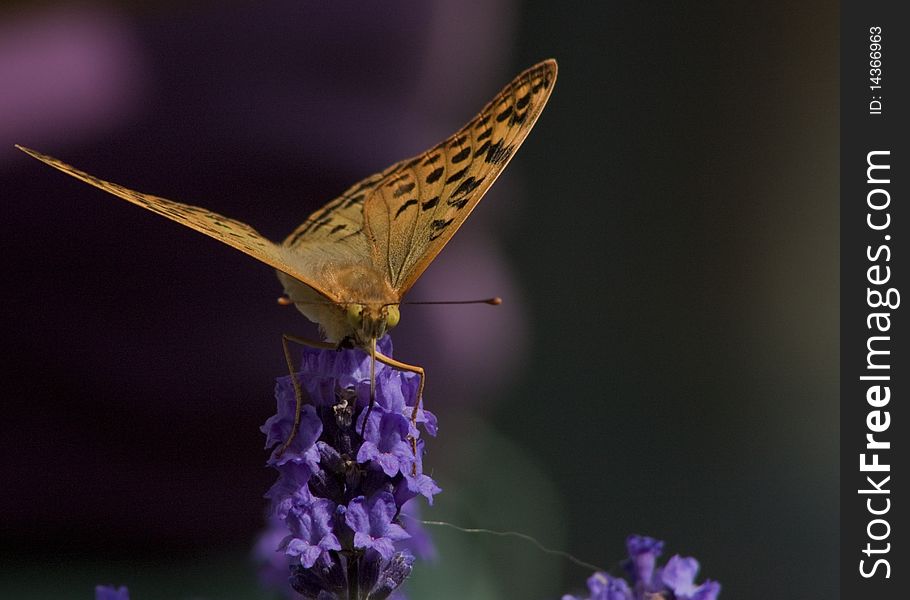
[346,303,400,343]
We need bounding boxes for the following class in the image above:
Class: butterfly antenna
[399,297,502,306]
[360,337,377,438]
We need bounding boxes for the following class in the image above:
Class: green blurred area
[503,1,839,597]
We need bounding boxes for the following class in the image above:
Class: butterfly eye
[385,305,400,329]
[346,304,364,329]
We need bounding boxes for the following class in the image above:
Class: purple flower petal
[402,473,442,505]
[660,554,700,595]
[689,581,722,600]
[265,462,315,518]
[284,499,342,568]
[356,413,412,476]
[345,493,410,560]
[262,399,323,469]
[95,586,129,600]
[586,572,632,600]
[625,534,664,586]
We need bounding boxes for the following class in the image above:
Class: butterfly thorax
[277,264,400,344]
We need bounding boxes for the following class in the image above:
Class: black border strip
[841,1,907,595]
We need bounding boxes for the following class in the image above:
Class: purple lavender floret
[356,413,413,477]
[624,534,664,590]
[95,586,129,600]
[256,336,438,599]
[283,498,344,568]
[562,535,720,600]
[345,492,411,560]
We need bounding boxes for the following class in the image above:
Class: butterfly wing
[283,171,381,249]
[281,170,380,283]
[361,59,557,295]
[15,145,344,303]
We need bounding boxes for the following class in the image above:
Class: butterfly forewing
[14,145,344,303]
[363,59,557,295]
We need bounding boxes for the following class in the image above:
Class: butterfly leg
[373,351,426,403]
[276,334,336,457]
[374,351,426,474]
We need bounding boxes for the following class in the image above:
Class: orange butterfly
[17,59,557,450]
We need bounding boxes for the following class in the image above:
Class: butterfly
[16,58,557,451]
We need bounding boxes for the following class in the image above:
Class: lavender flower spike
[562,535,720,600]
[256,336,438,599]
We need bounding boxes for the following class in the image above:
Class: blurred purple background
[1,2,838,599]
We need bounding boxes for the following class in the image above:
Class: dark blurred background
[0,1,838,598]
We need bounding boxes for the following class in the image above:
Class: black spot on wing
[421,196,439,211]
[516,92,531,109]
[426,167,444,184]
[429,217,455,241]
[485,140,514,164]
[452,176,484,198]
[394,198,418,219]
[330,223,347,234]
[447,195,471,210]
[496,105,513,123]
[451,146,471,163]
[422,154,441,166]
[445,167,468,185]
[510,110,528,125]
[392,181,415,198]
[477,128,493,141]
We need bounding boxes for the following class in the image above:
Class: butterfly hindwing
[362,59,557,294]
[282,172,381,249]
